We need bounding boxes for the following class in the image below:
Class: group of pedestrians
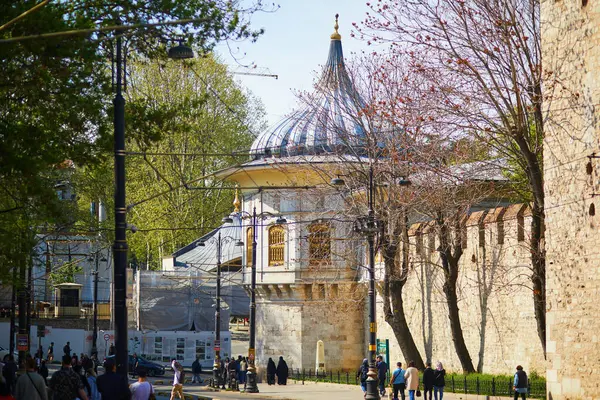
[360,356,529,400]
[219,355,249,387]
[266,356,288,386]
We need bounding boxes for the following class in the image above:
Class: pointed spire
[330,13,341,40]
[233,185,241,213]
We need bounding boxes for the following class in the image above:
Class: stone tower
[216,15,366,371]
[542,0,600,397]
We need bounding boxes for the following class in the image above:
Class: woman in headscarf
[275,356,289,385]
[356,358,369,395]
[266,358,276,385]
[433,362,445,400]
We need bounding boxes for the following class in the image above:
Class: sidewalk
[153,379,515,400]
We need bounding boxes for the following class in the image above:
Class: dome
[250,16,367,159]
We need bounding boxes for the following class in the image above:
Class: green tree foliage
[0,0,266,279]
[76,56,265,270]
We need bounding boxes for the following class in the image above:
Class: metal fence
[290,368,546,399]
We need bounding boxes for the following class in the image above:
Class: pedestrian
[131,353,139,378]
[389,361,406,400]
[72,364,91,396]
[47,342,54,362]
[36,345,44,362]
[513,365,528,400]
[86,368,100,400]
[2,355,17,393]
[275,356,288,385]
[239,357,247,385]
[433,362,445,400]
[130,367,154,400]
[266,358,276,385]
[71,354,78,369]
[376,355,388,396]
[356,358,369,396]
[14,355,47,400]
[96,357,130,400]
[422,362,434,400]
[404,361,419,400]
[49,354,88,400]
[39,360,49,385]
[191,357,202,384]
[63,342,71,357]
[169,359,184,400]
[108,343,115,356]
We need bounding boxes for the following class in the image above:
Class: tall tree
[359,0,547,356]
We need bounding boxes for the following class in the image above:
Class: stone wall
[542,0,600,398]
[376,205,546,375]
[256,283,365,372]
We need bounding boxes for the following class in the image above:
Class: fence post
[302,368,305,385]
[508,378,512,395]
[476,376,480,395]
[337,370,340,384]
[464,375,467,394]
[492,377,495,396]
[346,371,349,385]
[452,376,455,392]
[330,369,333,383]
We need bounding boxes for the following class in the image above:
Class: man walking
[49,355,88,400]
[47,342,54,362]
[63,342,71,357]
[513,365,528,400]
[3,355,17,393]
[130,368,154,400]
[376,355,388,396]
[96,358,131,400]
[389,361,406,400]
[170,359,184,400]
[191,357,202,384]
[422,362,435,400]
[14,356,47,400]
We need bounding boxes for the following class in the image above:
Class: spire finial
[330,13,341,40]
[233,185,241,213]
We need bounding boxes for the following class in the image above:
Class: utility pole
[245,207,259,392]
[112,31,129,377]
[91,253,99,357]
[213,230,223,388]
[17,247,28,368]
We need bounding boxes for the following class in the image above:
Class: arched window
[246,227,254,266]
[268,225,285,266]
[308,223,331,266]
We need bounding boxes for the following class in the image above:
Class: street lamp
[331,164,409,400]
[112,35,194,376]
[88,252,108,357]
[236,207,287,393]
[198,227,243,388]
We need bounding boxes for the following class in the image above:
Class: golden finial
[330,13,341,40]
[233,185,241,213]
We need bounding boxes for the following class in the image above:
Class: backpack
[179,367,186,382]
[361,365,369,382]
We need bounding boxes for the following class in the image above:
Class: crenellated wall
[376,204,546,375]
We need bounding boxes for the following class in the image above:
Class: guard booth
[54,283,83,317]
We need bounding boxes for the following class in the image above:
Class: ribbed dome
[250,21,367,159]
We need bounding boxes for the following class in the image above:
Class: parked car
[104,355,166,376]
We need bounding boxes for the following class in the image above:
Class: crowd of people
[358,357,529,400]
[0,347,156,400]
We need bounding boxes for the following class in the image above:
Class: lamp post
[233,206,287,393]
[111,33,193,376]
[88,251,107,357]
[198,222,243,389]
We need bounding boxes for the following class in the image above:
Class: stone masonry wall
[542,0,600,398]
[376,205,547,375]
[255,283,364,372]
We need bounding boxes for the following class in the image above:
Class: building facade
[542,0,600,397]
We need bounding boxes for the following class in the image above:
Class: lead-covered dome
[250,15,367,159]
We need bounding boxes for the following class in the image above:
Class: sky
[216,0,372,128]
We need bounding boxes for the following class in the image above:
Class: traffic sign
[103,333,110,342]
[16,334,28,351]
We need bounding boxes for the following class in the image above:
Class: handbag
[416,389,422,397]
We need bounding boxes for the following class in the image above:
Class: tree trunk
[441,259,476,373]
[387,280,425,370]
[381,212,424,369]
[530,202,546,356]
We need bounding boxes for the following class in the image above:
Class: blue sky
[216,1,372,127]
